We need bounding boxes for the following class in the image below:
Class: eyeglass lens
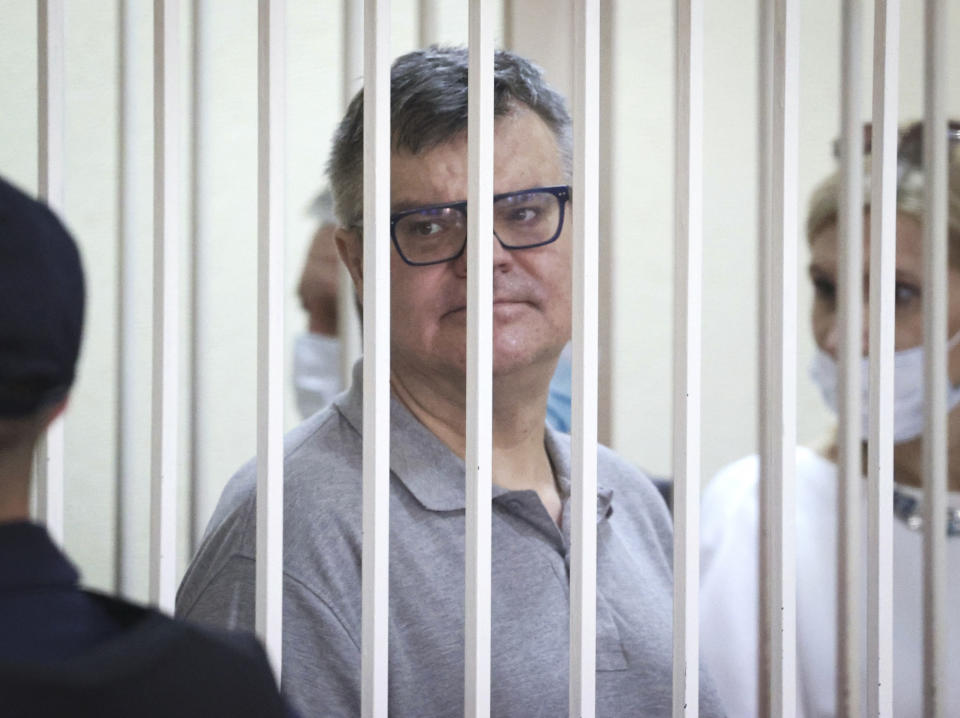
[394,189,563,264]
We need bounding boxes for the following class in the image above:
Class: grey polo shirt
[177,365,725,717]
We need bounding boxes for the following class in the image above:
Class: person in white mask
[293,189,346,418]
[294,189,576,429]
[700,120,960,717]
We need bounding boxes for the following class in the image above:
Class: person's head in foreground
[0,177,83,519]
[0,176,290,718]
[328,46,573,426]
[807,120,960,488]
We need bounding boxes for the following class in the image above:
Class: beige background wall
[0,0,957,600]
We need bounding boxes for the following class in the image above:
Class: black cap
[0,176,85,418]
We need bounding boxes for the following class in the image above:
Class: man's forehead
[389,111,563,211]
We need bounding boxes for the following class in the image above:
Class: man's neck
[0,454,32,523]
[390,361,561,517]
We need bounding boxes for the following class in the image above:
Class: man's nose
[491,231,513,269]
[452,232,514,277]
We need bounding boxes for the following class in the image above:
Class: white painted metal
[755,0,774,708]
[150,0,181,614]
[418,0,440,47]
[570,1,600,715]
[464,5,493,717]
[922,1,948,714]
[867,2,898,715]
[672,1,701,716]
[339,0,363,387]
[187,0,209,557]
[115,0,142,595]
[360,1,391,715]
[836,2,864,714]
[256,0,286,682]
[596,0,615,449]
[769,1,799,714]
[35,0,65,547]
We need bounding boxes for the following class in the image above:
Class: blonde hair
[805,135,960,266]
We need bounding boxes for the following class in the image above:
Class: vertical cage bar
[418,0,440,47]
[339,0,363,386]
[187,0,208,557]
[768,0,799,714]
[836,2,864,715]
[672,0,702,715]
[361,0,391,715]
[464,4,493,716]
[596,0,615,448]
[867,2,898,715]
[256,0,286,681]
[570,0,600,715]
[36,0,65,547]
[755,0,774,707]
[150,0,181,613]
[922,0,948,714]
[501,0,514,50]
[116,0,141,595]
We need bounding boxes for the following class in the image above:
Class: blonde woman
[700,122,960,717]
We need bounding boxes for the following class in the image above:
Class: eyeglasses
[831,120,960,166]
[389,185,571,266]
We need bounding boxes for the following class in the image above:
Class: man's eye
[510,207,539,223]
[412,221,444,237]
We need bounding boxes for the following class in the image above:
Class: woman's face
[808,211,960,383]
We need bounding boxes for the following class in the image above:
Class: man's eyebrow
[390,197,465,214]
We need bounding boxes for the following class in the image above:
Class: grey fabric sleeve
[178,555,360,717]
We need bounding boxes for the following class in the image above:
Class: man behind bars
[0,176,291,717]
[177,47,724,717]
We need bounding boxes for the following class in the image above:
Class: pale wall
[0,0,957,599]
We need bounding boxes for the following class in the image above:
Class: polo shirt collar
[335,359,614,518]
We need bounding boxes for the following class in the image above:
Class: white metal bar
[464,4,493,716]
[672,1,701,716]
[867,2,898,715]
[769,1,799,714]
[596,0,615,448]
[418,0,440,47]
[755,0,774,708]
[36,0,65,547]
[256,0,286,682]
[150,0,181,614]
[836,1,864,714]
[115,0,140,595]
[570,2,600,716]
[361,0,391,715]
[187,0,209,557]
[339,0,363,386]
[922,1,948,714]
[501,0,514,50]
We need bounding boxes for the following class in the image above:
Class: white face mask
[293,332,343,419]
[809,330,960,444]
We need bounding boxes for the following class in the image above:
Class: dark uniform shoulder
[2,592,292,718]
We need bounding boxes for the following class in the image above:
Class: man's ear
[335,227,364,301]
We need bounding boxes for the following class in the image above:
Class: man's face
[386,106,572,385]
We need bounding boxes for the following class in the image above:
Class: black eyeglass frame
[388,184,572,267]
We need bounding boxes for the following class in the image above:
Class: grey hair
[326,45,573,228]
[806,132,960,265]
[307,187,336,226]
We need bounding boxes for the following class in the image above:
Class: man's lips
[443,299,532,316]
